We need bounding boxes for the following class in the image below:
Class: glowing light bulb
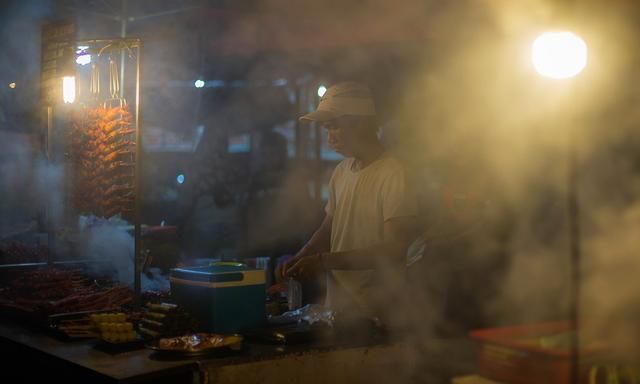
[532,32,587,79]
[62,76,76,103]
[76,54,91,66]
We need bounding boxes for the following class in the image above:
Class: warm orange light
[532,32,588,79]
[62,76,76,104]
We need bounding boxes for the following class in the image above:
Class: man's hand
[275,254,302,283]
[274,215,332,283]
[284,253,327,281]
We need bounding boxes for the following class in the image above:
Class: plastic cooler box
[170,263,266,334]
[470,321,607,384]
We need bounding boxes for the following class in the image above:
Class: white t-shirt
[324,152,417,317]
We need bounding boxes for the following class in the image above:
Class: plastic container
[470,321,607,384]
[287,278,302,311]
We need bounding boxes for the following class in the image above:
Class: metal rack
[52,37,143,297]
[83,37,141,297]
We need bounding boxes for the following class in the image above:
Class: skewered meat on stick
[0,268,135,316]
[70,104,135,219]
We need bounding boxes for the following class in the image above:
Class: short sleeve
[324,163,341,216]
[381,167,418,222]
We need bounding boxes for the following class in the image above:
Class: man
[276,82,418,325]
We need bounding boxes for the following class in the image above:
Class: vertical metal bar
[46,106,54,265]
[567,128,581,384]
[134,42,142,298]
[119,0,127,99]
[294,84,301,159]
[301,86,309,161]
[314,123,322,203]
[46,106,53,165]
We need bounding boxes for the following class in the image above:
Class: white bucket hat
[299,82,376,122]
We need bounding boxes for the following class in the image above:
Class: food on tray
[0,267,134,316]
[157,333,242,352]
[91,311,138,343]
[138,302,194,340]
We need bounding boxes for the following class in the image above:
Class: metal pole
[294,84,302,159]
[568,127,581,384]
[46,106,54,265]
[314,123,322,203]
[119,0,127,99]
[46,106,53,168]
[134,43,142,298]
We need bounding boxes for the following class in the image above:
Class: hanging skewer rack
[73,37,144,298]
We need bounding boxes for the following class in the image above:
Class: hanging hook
[120,41,134,59]
[90,62,100,99]
[109,58,120,99]
[97,43,114,57]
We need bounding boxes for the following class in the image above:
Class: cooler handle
[209,261,246,268]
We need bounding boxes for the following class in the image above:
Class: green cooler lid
[171,262,265,285]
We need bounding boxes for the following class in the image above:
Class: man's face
[322,116,365,157]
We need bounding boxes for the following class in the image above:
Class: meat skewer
[101,148,134,162]
[70,104,135,218]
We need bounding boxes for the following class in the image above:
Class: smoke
[3,0,640,381]
[244,0,640,380]
[78,216,170,290]
[0,131,68,263]
[389,0,640,378]
[79,217,134,282]
[0,133,45,235]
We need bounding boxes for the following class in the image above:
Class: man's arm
[285,216,418,279]
[296,214,333,259]
[276,214,332,282]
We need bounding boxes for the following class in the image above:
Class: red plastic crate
[470,321,606,384]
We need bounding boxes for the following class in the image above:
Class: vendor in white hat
[276,81,418,322]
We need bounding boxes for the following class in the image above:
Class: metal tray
[146,335,245,359]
